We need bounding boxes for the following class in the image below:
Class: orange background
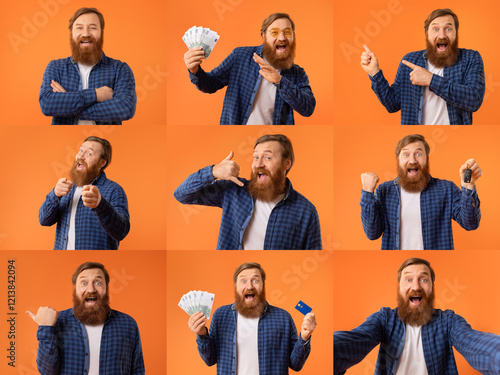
[0,251,166,374]
[166,0,334,125]
[166,125,334,250]
[333,125,500,250]
[334,251,500,374]
[333,0,500,125]
[0,125,167,250]
[0,0,166,125]
[167,250,333,374]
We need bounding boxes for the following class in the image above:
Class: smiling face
[397,141,430,193]
[70,12,104,65]
[262,17,296,70]
[397,263,435,326]
[248,141,290,202]
[399,264,433,307]
[70,141,106,186]
[426,14,459,68]
[234,268,266,318]
[73,267,111,325]
[75,268,106,305]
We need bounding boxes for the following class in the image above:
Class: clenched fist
[361,172,379,193]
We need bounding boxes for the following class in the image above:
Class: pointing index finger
[402,60,417,70]
[363,45,371,53]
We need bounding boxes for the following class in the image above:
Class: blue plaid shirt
[36,308,145,375]
[360,176,480,250]
[334,308,500,375]
[196,303,311,375]
[369,49,485,124]
[188,44,315,124]
[39,172,130,250]
[39,52,137,124]
[174,166,322,249]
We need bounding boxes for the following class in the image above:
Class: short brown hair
[69,8,105,30]
[397,258,435,284]
[233,262,266,284]
[254,134,295,174]
[424,9,458,35]
[260,12,295,36]
[395,134,430,158]
[83,136,112,171]
[72,262,110,287]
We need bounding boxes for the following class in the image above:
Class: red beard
[397,287,435,327]
[70,158,102,187]
[73,290,110,325]
[70,33,104,65]
[397,160,430,193]
[262,35,296,71]
[426,34,458,68]
[234,285,266,319]
[247,164,287,202]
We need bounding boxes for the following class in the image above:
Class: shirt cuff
[461,185,476,196]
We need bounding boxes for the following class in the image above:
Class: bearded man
[39,136,130,250]
[27,262,145,374]
[39,7,136,125]
[360,8,485,125]
[188,262,316,374]
[360,134,482,250]
[183,12,315,125]
[334,258,500,374]
[174,134,322,249]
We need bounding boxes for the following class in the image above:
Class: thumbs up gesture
[212,151,244,187]
[26,307,58,326]
[81,185,102,208]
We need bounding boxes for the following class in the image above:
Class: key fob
[464,169,472,183]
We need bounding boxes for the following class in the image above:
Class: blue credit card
[295,300,312,315]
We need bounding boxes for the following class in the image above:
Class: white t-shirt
[66,186,82,250]
[236,312,260,375]
[85,323,104,375]
[77,63,96,125]
[242,194,284,250]
[422,61,450,125]
[247,62,279,125]
[400,188,424,250]
[395,324,428,375]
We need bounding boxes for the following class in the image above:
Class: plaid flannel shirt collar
[68,51,111,67]
[230,301,270,317]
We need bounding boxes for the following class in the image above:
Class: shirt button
[85,353,89,356]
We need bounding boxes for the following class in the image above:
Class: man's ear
[261,32,266,42]
[99,159,107,170]
[285,158,292,173]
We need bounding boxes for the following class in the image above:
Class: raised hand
[212,151,244,187]
[81,185,102,208]
[402,60,433,86]
[253,53,281,84]
[361,172,380,193]
[459,158,482,189]
[360,45,380,77]
[184,47,205,74]
[26,307,59,326]
[54,178,73,197]
[301,312,317,340]
[188,311,208,335]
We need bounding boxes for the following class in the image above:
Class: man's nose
[87,283,96,292]
[409,154,416,163]
[277,31,286,41]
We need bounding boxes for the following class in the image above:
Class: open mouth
[276,43,287,54]
[85,296,98,306]
[436,39,448,52]
[77,162,86,170]
[407,167,419,176]
[409,296,423,306]
[79,38,94,47]
[257,171,269,182]
[245,293,256,302]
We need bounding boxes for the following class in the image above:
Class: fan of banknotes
[182,26,220,58]
[178,290,215,319]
